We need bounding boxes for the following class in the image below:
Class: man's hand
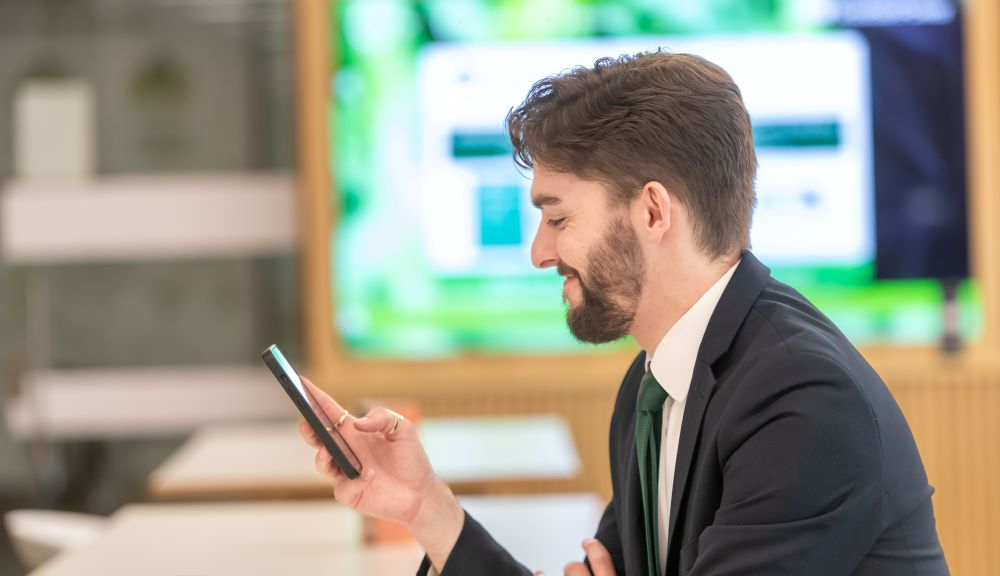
[298,377,464,571]
[531,538,616,576]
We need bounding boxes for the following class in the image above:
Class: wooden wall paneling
[875,351,1000,574]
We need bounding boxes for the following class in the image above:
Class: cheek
[555,242,581,271]
[555,232,588,268]
[557,229,591,280]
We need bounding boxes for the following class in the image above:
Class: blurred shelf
[1,172,296,263]
[4,365,296,440]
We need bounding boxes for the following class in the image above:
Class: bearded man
[301,51,948,576]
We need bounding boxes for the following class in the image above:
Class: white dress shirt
[648,262,738,573]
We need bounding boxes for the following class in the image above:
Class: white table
[148,417,581,500]
[28,494,605,576]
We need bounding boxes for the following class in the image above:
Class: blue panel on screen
[479,185,522,247]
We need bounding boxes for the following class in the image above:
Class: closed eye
[546,218,566,229]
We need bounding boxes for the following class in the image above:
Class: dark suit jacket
[419,253,948,575]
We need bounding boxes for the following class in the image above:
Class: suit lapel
[666,361,716,550]
[664,252,772,560]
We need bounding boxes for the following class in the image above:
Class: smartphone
[262,344,362,479]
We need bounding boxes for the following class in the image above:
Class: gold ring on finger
[335,409,350,429]
[387,416,400,436]
[386,409,405,435]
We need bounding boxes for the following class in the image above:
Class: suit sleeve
[585,500,625,575]
[415,511,532,576]
[687,352,884,575]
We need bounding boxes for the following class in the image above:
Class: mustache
[557,262,580,278]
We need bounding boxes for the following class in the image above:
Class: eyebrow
[531,195,562,209]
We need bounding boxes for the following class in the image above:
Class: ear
[637,181,672,242]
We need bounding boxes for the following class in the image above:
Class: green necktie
[636,369,669,576]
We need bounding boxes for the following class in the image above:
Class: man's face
[529,166,646,344]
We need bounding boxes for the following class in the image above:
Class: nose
[531,223,558,269]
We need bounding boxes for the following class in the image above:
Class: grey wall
[0,0,299,497]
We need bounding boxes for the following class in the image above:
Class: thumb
[355,408,410,438]
[583,539,615,575]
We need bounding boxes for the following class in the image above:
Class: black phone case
[262,347,362,479]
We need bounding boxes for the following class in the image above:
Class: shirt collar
[647,261,739,404]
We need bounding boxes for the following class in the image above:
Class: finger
[301,377,347,420]
[314,446,332,475]
[331,465,375,509]
[534,572,546,576]
[354,408,410,439]
[299,420,321,448]
[564,562,591,576]
[583,539,615,575]
[314,446,344,480]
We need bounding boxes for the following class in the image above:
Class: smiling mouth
[556,262,579,279]
[562,275,579,296]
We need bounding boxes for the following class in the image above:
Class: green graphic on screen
[331,0,980,357]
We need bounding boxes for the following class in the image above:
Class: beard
[561,215,646,344]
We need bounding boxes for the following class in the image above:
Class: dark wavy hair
[506,50,757,258]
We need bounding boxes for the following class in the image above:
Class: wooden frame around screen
[296,0,1000,394]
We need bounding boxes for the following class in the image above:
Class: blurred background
[1,0,998,575]
[0,0,299,572]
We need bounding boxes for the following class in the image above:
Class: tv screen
[331,0,979,357]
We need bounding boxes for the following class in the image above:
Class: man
[301,51,948,575]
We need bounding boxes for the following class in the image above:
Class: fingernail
[582,538,597,547]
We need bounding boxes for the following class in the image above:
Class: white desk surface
[29,494,604,576]
[148,417,580,500]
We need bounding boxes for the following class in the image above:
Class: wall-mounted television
[329,0,979,358]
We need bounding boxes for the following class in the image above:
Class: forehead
[529,165,610,208]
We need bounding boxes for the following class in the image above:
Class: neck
[629,249,739,353]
